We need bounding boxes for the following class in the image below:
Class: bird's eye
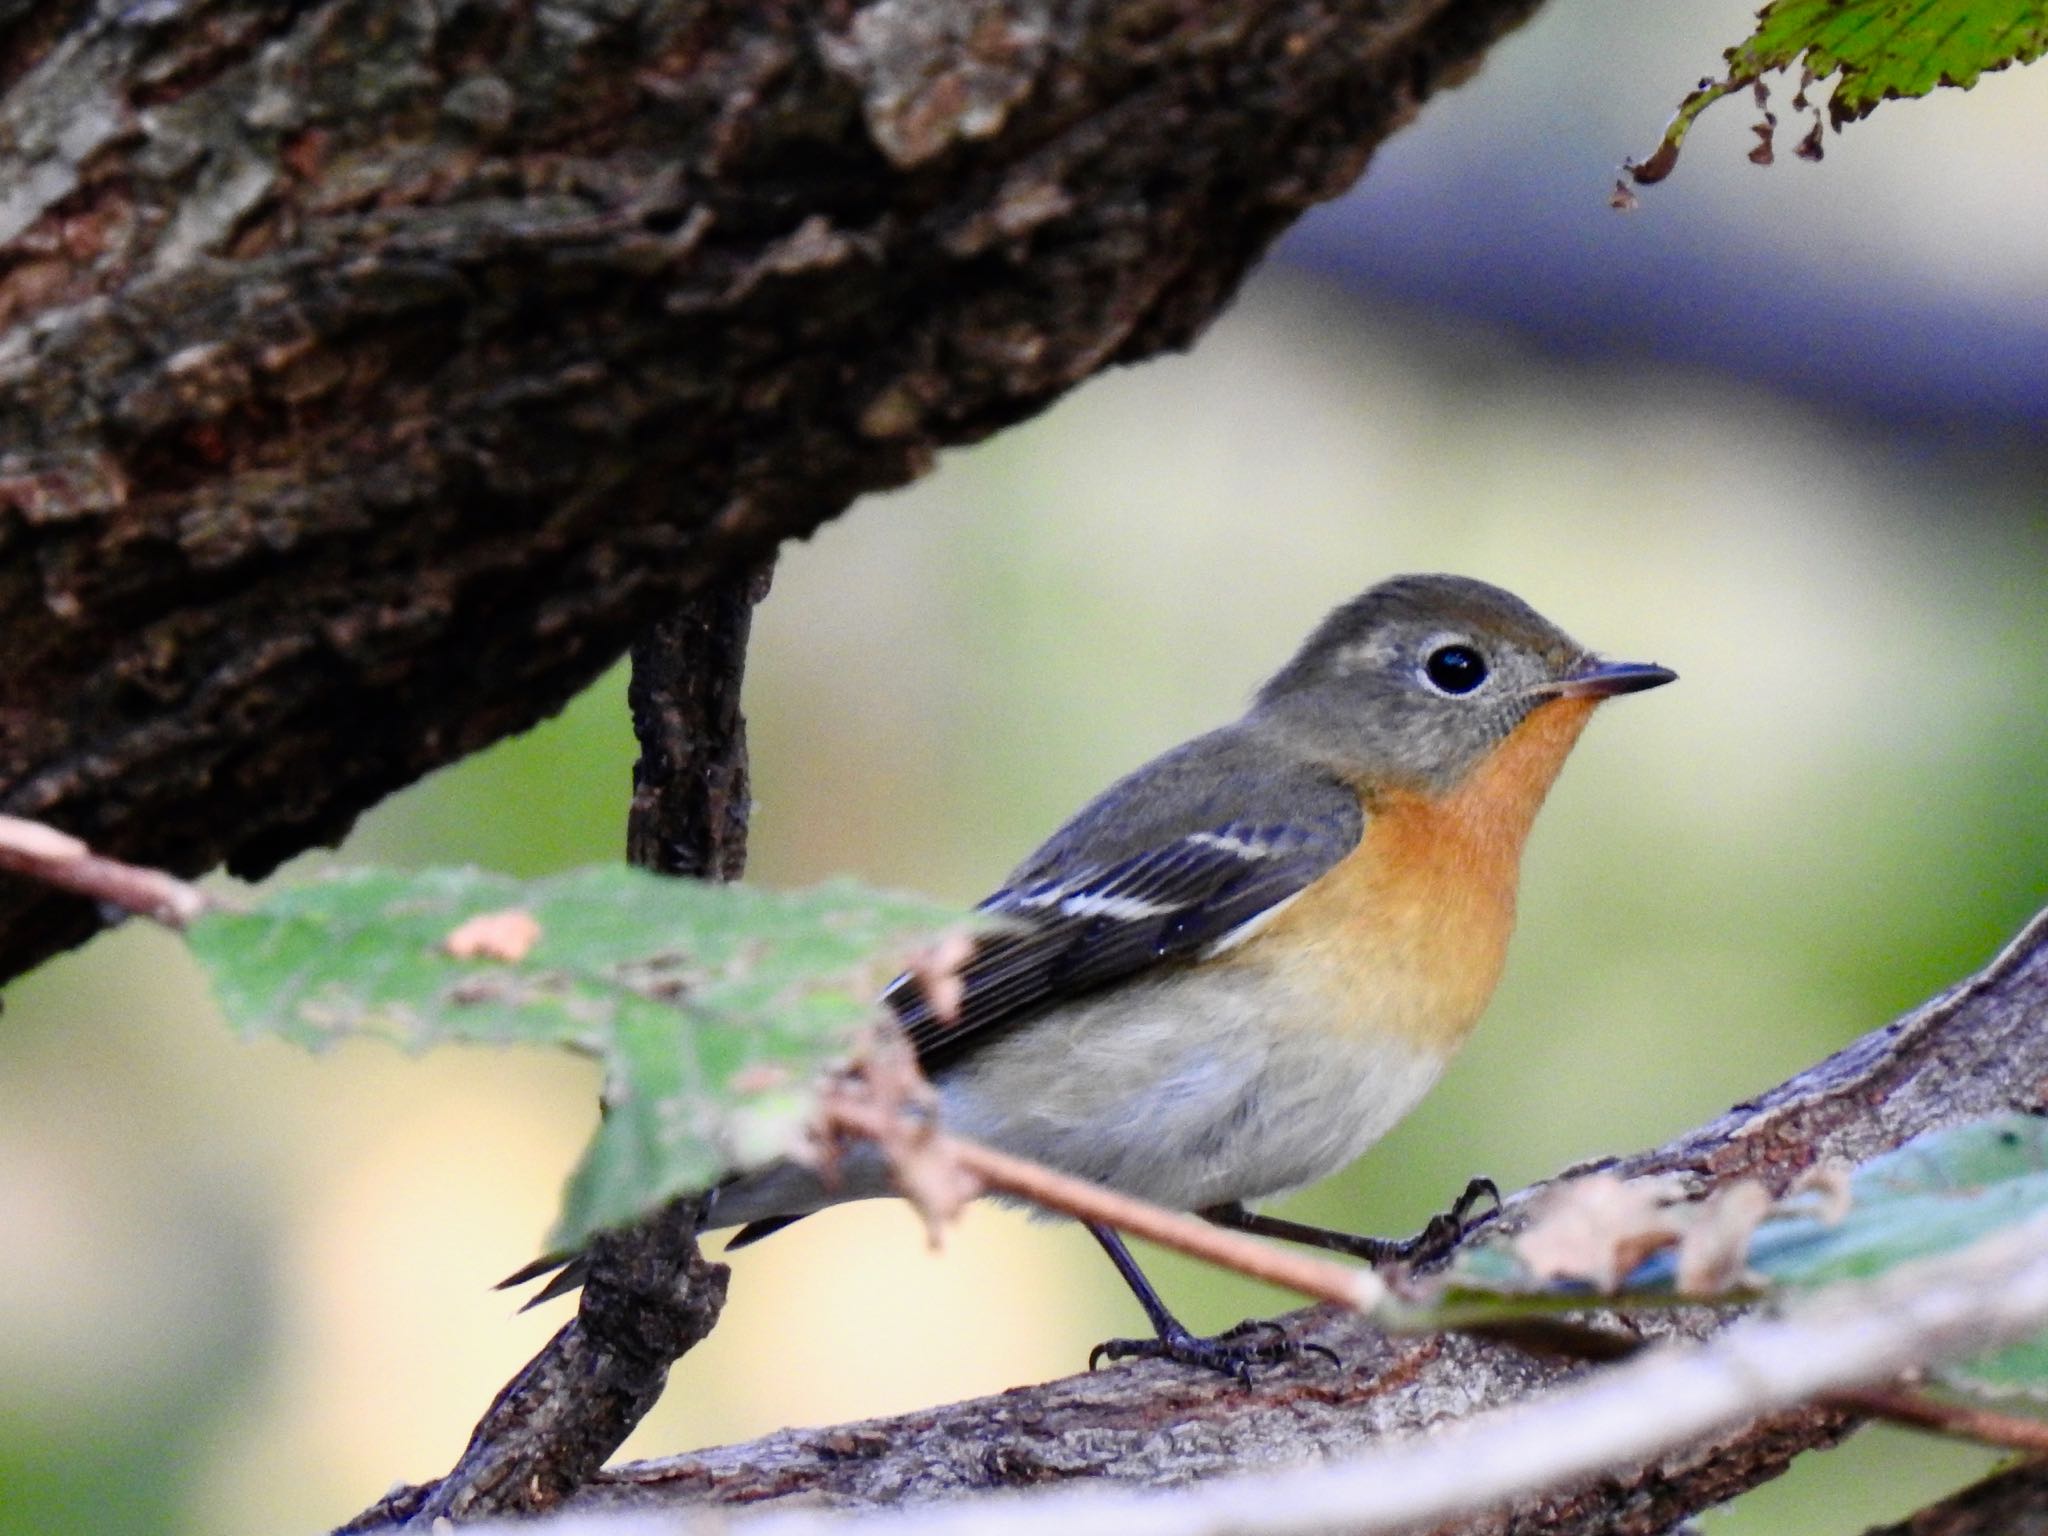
[1423,644,1488,695]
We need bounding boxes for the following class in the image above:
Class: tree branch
[0,0,1546,985]
[1824,1386,2048,1458]
[349,571,772,1525]
[0,813,208,926]
[542,906,2048,1532]
[427,1207,2048,1536]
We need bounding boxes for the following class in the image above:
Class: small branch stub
[0,814,210,928]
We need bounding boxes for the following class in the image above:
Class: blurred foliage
[1639,0,2048,183]
[192,868,961,1246]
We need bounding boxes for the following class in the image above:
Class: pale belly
[706,956,1467,1231]
[930,961,1452,1212]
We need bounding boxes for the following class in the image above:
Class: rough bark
[341,1195,731,1531]
[626,564,771,883]
[0,0,1544,986]
[542,909,2048,1533]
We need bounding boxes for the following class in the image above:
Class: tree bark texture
[545,910,2048,1535]
[626,564,771,882]
[0,0,1545,986]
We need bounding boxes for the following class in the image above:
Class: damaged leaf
[1631,0,2048,187]
[1674,1181,1774,1296]
[189,865,966,1247]
[443,907,543,962]
[1497,1173,1774,1298]
[1513,1173,1686,1293]
[1427,1115,2048,1384]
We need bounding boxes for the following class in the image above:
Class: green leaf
[1943,1334,2048,1399]
[1633,0,2048,184]
[1738,1116,2048,1290]
[189,866,966,1247]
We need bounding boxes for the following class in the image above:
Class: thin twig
[1827,1384,2048,1456]
[0,815,209,928]
[822,1096,1386,1312]
[961,1133,1389,1309]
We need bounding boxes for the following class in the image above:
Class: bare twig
[1826,1384,2048,1456]
[820,1095,1386,1313]
[0,814,209,928]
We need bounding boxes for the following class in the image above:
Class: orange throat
[1263,695,1602,1053]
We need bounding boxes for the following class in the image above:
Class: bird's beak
[1544,657,1678,700]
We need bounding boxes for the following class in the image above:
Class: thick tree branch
[0,0,1545,985]
[541,907,2048,1532]
[625,565,772,884]
[420,1208,2048,1536]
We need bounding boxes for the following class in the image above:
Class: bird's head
[1252,574,1675,797]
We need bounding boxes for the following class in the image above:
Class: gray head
[1251,574,1674,795]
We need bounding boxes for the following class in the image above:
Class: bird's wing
[891,749,1363,1071]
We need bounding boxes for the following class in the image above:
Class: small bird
[522,574,1674,1376]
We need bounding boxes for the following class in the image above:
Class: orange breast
[1248,696,1601,1052]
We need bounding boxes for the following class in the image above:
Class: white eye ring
[1419,636,1490,697]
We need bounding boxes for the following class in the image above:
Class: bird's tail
[494,1198,815,1307]
[494,1248,592,1310]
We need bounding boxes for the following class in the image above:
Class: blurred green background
[4,1,2048,1531]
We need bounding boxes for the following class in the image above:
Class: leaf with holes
[1632,0,2048,186]
[1418,1114,2048,1378]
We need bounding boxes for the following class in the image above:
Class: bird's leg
[1201,1176,1501,1269]
[1083,1222,1337,1383]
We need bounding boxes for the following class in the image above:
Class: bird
[514,573,1674,1377]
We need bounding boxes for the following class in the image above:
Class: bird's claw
[1385,1176,1502,1267]
[1089,1318,1340,1384]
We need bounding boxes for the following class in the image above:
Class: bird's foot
[1088,1318,1339,1385]
[1381,1175,1502,1267]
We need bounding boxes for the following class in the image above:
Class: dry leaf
[818,1026,982,1249]
[1674,1180,1773,1296]
[1516,1173,1685,1292]
[903,927,977,1031]
[443,908,543,963]
[1789,1160,1854,1225]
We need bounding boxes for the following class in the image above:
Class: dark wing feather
[892,761,1362,1072]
